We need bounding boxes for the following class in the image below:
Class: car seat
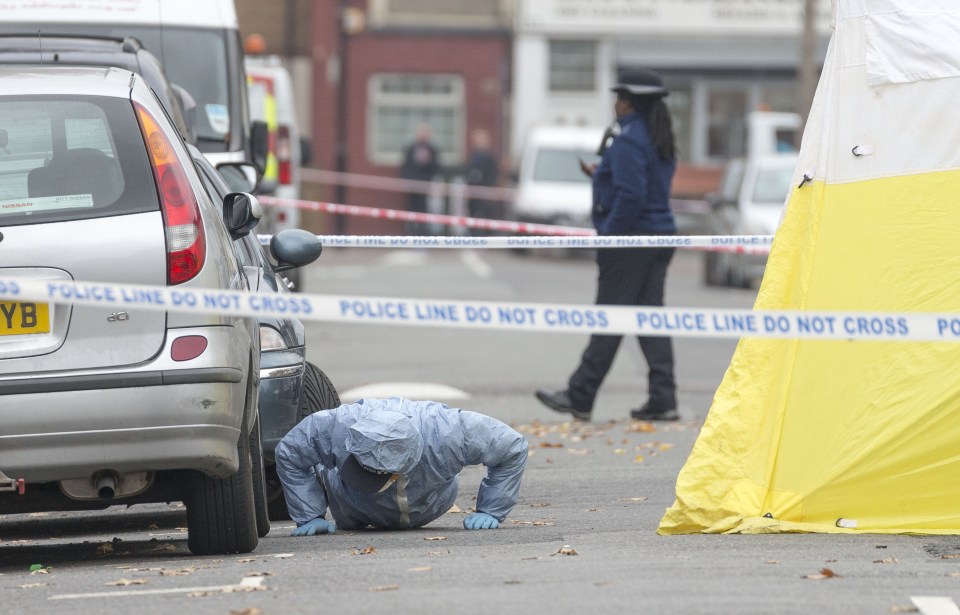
[27,148,123,206]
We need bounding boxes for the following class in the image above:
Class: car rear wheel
[183,427,259,555]
[266,362,341,520]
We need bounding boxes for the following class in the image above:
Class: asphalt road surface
[3,248,960,614]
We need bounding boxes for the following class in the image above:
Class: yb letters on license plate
[0,301,50,335]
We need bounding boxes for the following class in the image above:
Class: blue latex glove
[291,517,336,536]
[463,512,500,530]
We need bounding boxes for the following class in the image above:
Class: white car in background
[702,153,799,288]
[512,125,604,228]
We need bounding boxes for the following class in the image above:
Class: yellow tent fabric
[659,0,960,535]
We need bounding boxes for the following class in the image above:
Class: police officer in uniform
[536,68,680,422]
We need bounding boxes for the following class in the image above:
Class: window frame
[366,72,465,167]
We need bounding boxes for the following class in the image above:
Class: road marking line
[341,382,470,401]
[48,575,264,600]
[461,251,492,279]
[912,596,960,615]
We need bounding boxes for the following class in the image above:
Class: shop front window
[707,88,748,159]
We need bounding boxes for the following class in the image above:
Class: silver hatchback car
[0,66,264,555]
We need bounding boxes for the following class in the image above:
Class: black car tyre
[298,361,341,421]
[266,361,341,521]
[249,413,271,538]
[183,426,259,555]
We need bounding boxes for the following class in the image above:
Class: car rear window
[0,96,156,226]
[533,148,598,183]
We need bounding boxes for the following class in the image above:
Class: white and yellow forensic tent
[660,0,960,535]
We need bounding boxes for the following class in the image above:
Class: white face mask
[376,474,400,494]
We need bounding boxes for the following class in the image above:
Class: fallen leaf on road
[584,508,601,512]
[529,502,551,508]
[766,560,780,565]
[30,568,49,575]
[804,568,841,580]
[539,442,564,448]
[370,584,399,592]
[546,458,553,464]
[236,558,256,563]
[424,536,447,541]
[230,609,263,615]
[447,504,463,513]
[152,543,176,552]
[510,519,554,526]
[625,422,656,433]
[146,523,159,530]
[658,443,675,451]
[941,554,960,559]
[273,553,295,559]
[613,448,626,454]
[245,571,273,577]
[946,572,960,577]
[620,497,648,502]
[96,543,114,557]
[352,546,376,555]
[873,558,898,564]
[567,448,590,456]
[595,581,613,587]
[159,568,196,576]
[407,566,432,573]
[554,545,578,556]
[889,606,919,613]
[105,578,147,586]
[19,582,47,589]
[634,455,645,464]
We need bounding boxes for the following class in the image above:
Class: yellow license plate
[0,301,50,335]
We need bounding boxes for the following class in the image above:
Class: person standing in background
[400,123,440,235]
[465,128,500,234]
[535,69,680,423]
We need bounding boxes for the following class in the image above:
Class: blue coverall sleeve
[602,135,649,235]
[275,409,340,525]
[457,411,529,522]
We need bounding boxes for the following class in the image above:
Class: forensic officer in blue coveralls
[276,397,528,535]
[536,68,680,423]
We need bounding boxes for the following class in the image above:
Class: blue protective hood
[346,408,424,475]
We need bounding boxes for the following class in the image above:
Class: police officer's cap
[611,68,668,97]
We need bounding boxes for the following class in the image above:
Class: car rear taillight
[277,125,292,186]
[134,102,206,285]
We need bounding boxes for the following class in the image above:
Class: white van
[245,56,305,234]
[0,0,265,169]
[512,125,604,227]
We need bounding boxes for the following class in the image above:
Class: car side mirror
[300,136,312,166]
[171,84,198,145]
[223,192,263,239]
[250,120,269,178]
[270,228,322,271]
[217,162,259,193]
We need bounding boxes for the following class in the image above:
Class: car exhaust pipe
[96,473,118,500]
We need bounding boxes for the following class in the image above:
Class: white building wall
[511,0,833,163]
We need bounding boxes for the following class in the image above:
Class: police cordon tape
[298,167,709,216]
[7,276,960,342]
[256,234,773,254]
[259,194,593,236]
[257,196,764,252]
